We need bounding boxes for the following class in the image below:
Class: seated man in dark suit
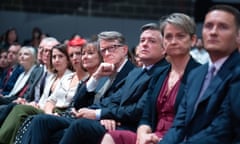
[0,43,24,96]
[19,31,136,144]
[160,4,240,144]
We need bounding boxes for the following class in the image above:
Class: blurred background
[1,0,240,47]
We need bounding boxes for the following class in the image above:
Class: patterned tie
[194,65,216,110]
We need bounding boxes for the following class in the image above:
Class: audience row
[0,4,239,144]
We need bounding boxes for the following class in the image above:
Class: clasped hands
[71,108,121,131]
[71,108,97,119]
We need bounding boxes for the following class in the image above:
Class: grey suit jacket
[23,65,44,102]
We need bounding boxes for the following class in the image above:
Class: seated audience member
[159,5,240,144]
[0,43,75,144]
[54,24,168,144]
[17,31,136,144]
[2,28,18,49]
[0,46,38,104]
[130,45,143,67]
[101,13,201,144]
[0,49,9,76]
[0,43,24,96]
[23,27,42,48]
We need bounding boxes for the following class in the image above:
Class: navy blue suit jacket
[98,59,169,131]
[73,60,135,110]
[227,72,240,143]
[139,57,200,132]
[160,50,240,144]
[0,64,24,95]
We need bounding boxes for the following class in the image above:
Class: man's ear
[123,45,129,55]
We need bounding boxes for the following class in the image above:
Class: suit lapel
[187,65,208,120]
[196,51,239,106]
[174,57,201,111]
[120,59,169,104]
[198,73,224,103]
[120,68,149,103]
[111,60,134,89]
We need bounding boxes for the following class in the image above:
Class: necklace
[166,70,182,96]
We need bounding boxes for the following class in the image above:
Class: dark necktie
[39,72,47,96]
[18,84,29,97]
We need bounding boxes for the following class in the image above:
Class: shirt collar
[116,58,128,72]
[142,64,154,71]
[208,56,229,75]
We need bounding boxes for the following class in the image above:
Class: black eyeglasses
[100,44,123,55]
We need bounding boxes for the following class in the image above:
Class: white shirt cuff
[86,76,99,92]
[95,109,101,120]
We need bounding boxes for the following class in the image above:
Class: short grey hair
[20,46,37,63]
[160,13,196,36]
[97,31,126,45]
[40,37,60,46]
